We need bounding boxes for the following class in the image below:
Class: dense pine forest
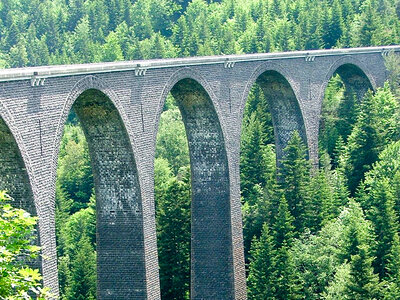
[1,0,400,299]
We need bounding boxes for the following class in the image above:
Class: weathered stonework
[172,79,233,299]
[0,46,398,300]
[74,89,146,299]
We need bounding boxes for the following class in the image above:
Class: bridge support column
[73,89,147,300]
[171,78,238,299]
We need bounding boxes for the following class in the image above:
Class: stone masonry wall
[74,89,146,299]
[0,47,395,300]
[172,79,234,299]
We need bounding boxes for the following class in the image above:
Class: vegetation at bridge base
[245,57,400,299]
[2,0,399,298]
[0,191,51,299]
[55,121,96,300]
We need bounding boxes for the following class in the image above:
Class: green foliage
[0,0,399,68]
[56,123,96,299]
[242,144,278,259]
[319,74,346,158]
[0,191,50,299]
[156,105,189,175]
[358,141,400,284]
[339,201,382,299]
[57,123,93,213]
[344,84,400,194]
[58,195,97,300]
[280,131,310,233]
[154,98,191,298]
[290,200,380,299]
[156,167,191,300]
[247,223,274,299]
[247,197,299,300]
[291,216,344,299]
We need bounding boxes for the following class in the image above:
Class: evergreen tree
[9,39,28,68]
[359,1,378,46]
[270,196,299,299]
[101,31,124,62]
[240,112,267,200]
[385,233,400,297]
[242,144,278,260]
[307,170,335,232]
[366,180,399,279]
[157,169,191,300]
[344,84,399,194]
[345,245,382,299]
[247,223,274,299]
[57,124,93,213]
[155,106,189,175]
[6,20,19,48]
[337,200,381,299]
[280,132,310,233]
[65,235,96,300]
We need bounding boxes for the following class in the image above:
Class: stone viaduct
[0,45,399,299]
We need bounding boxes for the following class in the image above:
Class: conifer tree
[338,200,381,299]
[344,85,399,194]
[345,245,382,299]
[247,223,274,299]
[280,132,310,233]
[270,196,299,299]
[157,170,191,300]
[367,180,399,279]
[240,112,266,200]
[385,233,400,297]
[65,235,96,300]
[307,170,335,232]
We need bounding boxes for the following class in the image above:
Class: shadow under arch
[330,63,374,101]
[58,88,146,299]
[242,67,308,163]
[156,74,234,299]
[0,115,40,267]
[322,56,376,98]
[319,61,374,156]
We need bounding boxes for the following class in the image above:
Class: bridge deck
[0,45,399,82]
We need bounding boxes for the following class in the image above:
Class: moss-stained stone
[74,89,145,299]
[172,79,233,299]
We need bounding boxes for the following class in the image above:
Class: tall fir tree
[270,196,299,299]
[280,131,310,233]
[247,223,275,299]
[157,170,191,300]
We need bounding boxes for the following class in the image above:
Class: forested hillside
[2,0,400,299]
[0,0,399,68]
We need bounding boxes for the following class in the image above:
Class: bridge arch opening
[155,78,233,299]
[240,69,307,260]
[55,89,145,299]
[0,116,39,268]
[319,63,373,167]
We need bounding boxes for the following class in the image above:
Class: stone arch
[51,75,136,204]
[320,56,376,105]
[53,76,146,299]
[240,63,308,162]
[153,67,223,148]
[155,69,234,299]
[318,57,375,156]
[0,104,40,267]
[0,101,37,209]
